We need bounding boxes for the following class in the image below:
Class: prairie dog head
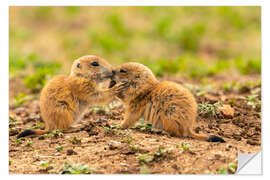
[109,62,158,100]
[71,55,114,82]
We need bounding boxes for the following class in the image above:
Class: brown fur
[18,55,115,137]
[110,62,224,142]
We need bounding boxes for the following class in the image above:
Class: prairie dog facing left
[17,55,115,138]
[109,62,225,142]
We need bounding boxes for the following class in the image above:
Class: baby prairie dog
[17,55,115,138]
[109,62,225,142]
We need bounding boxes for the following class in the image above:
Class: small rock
[38,136,45,140]
[108,140,121,150]
[55,152,61,156]
[120,163,128,167]
[88,131,99,136]
[214,154,221,160]
[172,164,178,169]
[188,151,196,155]
[66,149,77,155]
[204,94,219,103]
[218,104,234,118]
[13,107,26,115]
[122,150,135,155]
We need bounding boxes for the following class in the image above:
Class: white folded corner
[237,151,262,175]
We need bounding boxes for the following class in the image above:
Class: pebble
[13,107,26,115]
[120,163,128,167]
[55,152,61,156]
[108,140,121,150]
[214,154,221,160]
[66,149,77,155]
[218,104,235,118]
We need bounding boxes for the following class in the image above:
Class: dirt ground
[8,75,261,174]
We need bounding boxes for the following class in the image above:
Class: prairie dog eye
[120,69,127,73]
[91,61,99,66]
[77,63,81,68]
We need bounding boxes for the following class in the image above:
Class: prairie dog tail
[17,129,48,139]
[188,129,225,143]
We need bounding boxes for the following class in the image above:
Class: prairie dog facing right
[109,62,225,142]
[17,55,115,138]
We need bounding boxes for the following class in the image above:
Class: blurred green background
[9,6,261,92]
